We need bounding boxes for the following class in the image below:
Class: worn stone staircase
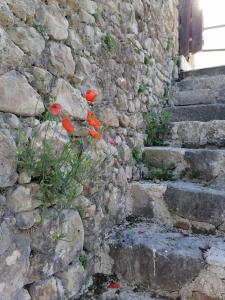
[106,68,225,300]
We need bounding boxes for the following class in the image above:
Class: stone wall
[0,0,179,299]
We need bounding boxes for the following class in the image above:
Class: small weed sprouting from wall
[94,10,103,24]
[17,90,104,211]
[52,232,68,241]
[132,146,143,163]
[138,83,148,95]
[163,83,171,99]
[172,54,179,66]
[166,36,173,52]
[80,255,89,269]
[144,110,172,146]
[144,54,153,66]
[33,20,48,39]
[147,163,176,181]
[104,33,116,51]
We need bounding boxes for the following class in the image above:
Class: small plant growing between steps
[132,146,143,163]
[163,83,171,99]
[147,163,176,181]
[144,110,172,146]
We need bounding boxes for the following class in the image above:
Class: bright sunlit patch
[192,0,225,70]
[198,0,225,27]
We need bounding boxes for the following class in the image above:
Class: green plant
[18,96,103,210]
[147,164,175,181]
[104,33,116,51]
[166,36,173,52]
[104,205,109,215]
[80,255,89,269]
[132,146,143,163]
[138,83,148,95]
[144,111,172,146]
[52,232,67,241]
[33,20,48,39]
[94,10,102,23]
[189,170,201,179]
[180,168,188,179]
[172,54,179,66]
[163,83,171,99]
[18,136,97,209]
[144,54,153,66]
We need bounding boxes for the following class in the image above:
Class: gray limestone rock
[28,209,84,283]
[0,129,18,188]
[165,181,225,226]
[144,147,225,188]
[48,42,75,77]
[32,67,53,95]
[167,120,225,148]
[36,3,68,41]
[110,223,207,295]
[0,28,24,75]
[56,261,88,299]
[15,209,41,230]
[28,276,65,300]
[6,0,36,22]
[6,184,41,213]
[0,221,30,300]
[177,74,225,91]
[51,79,88,120]
[10,27,45,59]
[0,0,14,28]
[167,104,225,122]
[0,71,45,116]
[14,289,31,300]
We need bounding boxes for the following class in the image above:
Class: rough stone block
[110,223,207,294]
[36,3,68,40]
[0,71,45,116]
[0,129,18,188]
[51,79,88,120]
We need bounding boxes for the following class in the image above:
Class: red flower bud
[62,116,76,134]
[85,89,97,103]
[49,103,63,116]
[89,129,102,140]
[87,111,101,129]
[107,282,121,289]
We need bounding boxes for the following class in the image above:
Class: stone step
[130,181,225,227]
[90,289,167,300]
[166,120,225,148]
[109,223,222,298]
[143,147,225,188]
[171,89,225,106]
[167,104,225,122]
[176,74,225,91]
[182,65,225,79]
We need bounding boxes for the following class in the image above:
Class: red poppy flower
[89,129,102,140]
[87,111,101,129]
[107,282,121,289]
[62,116,76,134]
[49,103,63,116]
[85,89,97,103]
